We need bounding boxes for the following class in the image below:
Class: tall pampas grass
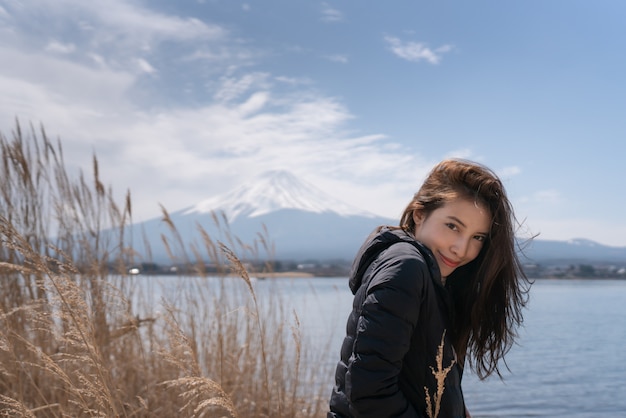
[0,122,330,417]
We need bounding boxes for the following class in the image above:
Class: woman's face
[413,197,491,279]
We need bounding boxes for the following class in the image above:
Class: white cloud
[532,189,561,204]
[136,58,156,74]
[325,54,349,64]
[517,189,561,206]
[0,45,134,118]
[2,0,228,75]
[214,73,271,103]
[237,91,270,116]
[443,148,474,160]
[88,53,106,67]
[498,165,522,178]
[321,3,343,23]
[65,0,224,43]
[45,40,76,54]
[274,75,312,86]
[384,35,453,64]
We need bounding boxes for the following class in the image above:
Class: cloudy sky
[1,0,626,246]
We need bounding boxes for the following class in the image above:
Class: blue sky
[1,0,626,246]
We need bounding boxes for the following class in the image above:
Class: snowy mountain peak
[567,238,600,247]
[185,170,377,222]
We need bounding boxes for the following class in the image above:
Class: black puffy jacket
[328,227,466,418]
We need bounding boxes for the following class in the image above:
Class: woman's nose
[451,237,469,259]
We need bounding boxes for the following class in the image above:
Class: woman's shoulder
[369,241,432,290]
[376,231,435,272]
[349,226,440,294]
[362,241,434,318]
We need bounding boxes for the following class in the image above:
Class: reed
[0,122,331,417]
[424,331,455,418]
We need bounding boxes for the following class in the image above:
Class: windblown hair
[399,159,531,379]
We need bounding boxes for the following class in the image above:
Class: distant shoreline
[252,271,315,279]
[129,271,317,278]
[128,272,626,280]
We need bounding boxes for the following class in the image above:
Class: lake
[145,276,626,417]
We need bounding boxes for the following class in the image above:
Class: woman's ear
[412,209,424,226]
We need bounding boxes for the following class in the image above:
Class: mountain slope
[130,170,396,262]
[522,238,626,263]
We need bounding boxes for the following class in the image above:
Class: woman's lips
[440,253,460,268]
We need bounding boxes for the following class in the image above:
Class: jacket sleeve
[345,245,426,418]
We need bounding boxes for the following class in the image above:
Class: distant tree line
[523,262,626,279]
[116,260,626,279]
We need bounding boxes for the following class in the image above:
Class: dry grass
[0,123,330,417]
[424,331,456,418]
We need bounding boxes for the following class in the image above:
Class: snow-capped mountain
[565,238,601,247]
[522,238,626,263]
[129,170,397,262]
[185,170,377,221]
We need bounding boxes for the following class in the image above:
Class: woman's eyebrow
[446,215,466,228]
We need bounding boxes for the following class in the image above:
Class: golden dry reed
[424,331,456,418]
[0,122,330,417]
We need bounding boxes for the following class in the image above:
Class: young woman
[328,159,531,418]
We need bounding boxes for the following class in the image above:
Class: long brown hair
[399,159,531,379]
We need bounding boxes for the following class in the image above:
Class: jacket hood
[348,226,440,294]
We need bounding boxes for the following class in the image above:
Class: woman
[328,159,531,418]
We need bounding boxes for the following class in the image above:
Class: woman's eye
[446,223,457,231]
[474,235,486,242]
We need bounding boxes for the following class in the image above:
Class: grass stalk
[0,121,331,417]
[424,331,456,418]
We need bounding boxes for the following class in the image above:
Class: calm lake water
[145,276,626,417]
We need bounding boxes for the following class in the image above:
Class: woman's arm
[346,252,425,418]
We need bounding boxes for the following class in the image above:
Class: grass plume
[0,122,331,417]
[424,331,456,418]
